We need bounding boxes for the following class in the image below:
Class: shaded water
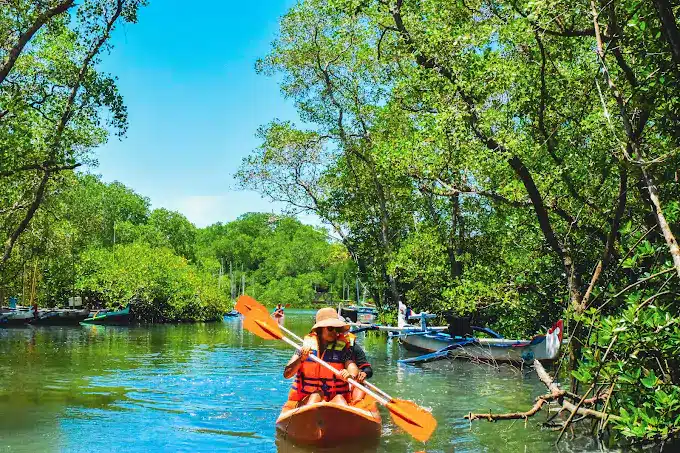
[0,310,603,452]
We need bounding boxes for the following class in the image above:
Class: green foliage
[575,295,680,441]
[1,0,147,270]
[196,212,355,308]
[76,243,227,322]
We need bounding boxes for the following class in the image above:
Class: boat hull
[30,309,91,326]
[401,321,563,363]
[276,397,381,447]
[0,310,35,327]
[81,306,131,326]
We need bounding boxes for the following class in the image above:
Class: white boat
[398,320,563,364]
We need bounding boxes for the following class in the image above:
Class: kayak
[276,396,381,446]
[80,305,131,326]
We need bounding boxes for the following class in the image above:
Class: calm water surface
[1,310,604,452]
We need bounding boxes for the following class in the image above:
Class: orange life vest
[288,333,351,401]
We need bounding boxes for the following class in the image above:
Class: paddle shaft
[280,335,390,406]
[276,323,394,401]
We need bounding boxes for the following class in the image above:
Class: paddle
[238,295,392,400]
[235,296,437,442]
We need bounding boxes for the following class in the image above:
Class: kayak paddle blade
[242,310,283,340]
[235,295,268,317]
[386,399,437,443]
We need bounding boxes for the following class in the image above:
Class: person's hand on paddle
[339,369,354,381]
[356,371,367,383]
[298,346,312,362]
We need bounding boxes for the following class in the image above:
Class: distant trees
[0,172,351,320]
[196,212,356,307]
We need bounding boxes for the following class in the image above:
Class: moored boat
[29,308,91,326]
[399,320,564,364]
[276,396,381,446]
[80,305,131,326]
[0,308,36,327]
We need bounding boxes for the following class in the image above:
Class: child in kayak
[338,320,373,403]
[283,307,359,406]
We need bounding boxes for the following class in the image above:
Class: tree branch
[591,0,680,279]
[466,360,620,424]
[388,1,581,297]
[0,0,76,86]
[652,0,680,68]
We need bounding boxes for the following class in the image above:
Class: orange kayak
[276,396,381,446]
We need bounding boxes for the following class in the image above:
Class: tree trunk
[652,0,680,68]
[640,167,680,279]
[1,171,51,267]
[449,193,463,278]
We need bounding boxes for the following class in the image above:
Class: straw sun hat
[312,307,350,330]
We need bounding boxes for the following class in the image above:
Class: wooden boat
[338,303,377,324]
[399,320,564,364]
[29,308,90,326]
[276,396,381,447]
[80,305,131,326]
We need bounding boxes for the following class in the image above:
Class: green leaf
[641,370,658,389]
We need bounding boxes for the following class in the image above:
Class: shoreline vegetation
[1,0,679,448]
[1,176,356,323]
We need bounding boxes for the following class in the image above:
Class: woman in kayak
[284,307,359,406]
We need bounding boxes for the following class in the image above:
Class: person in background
[398,299,427,328]
[283,307,358,406]
[273,303,285,317]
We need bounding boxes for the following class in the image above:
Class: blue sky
[94,0,311,227]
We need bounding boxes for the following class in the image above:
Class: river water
[0,309,604,452]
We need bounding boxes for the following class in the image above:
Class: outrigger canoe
[276,396,381,447]
[399,320,564,364]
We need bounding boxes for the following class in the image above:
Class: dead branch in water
[465,360,620,442]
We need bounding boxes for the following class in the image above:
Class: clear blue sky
[94,0,309,227]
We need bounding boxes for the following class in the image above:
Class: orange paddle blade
[235,295,268,316]
[242,309,283,340]
[386,398,437,443]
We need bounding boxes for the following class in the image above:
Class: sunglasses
[325,327,345,333]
